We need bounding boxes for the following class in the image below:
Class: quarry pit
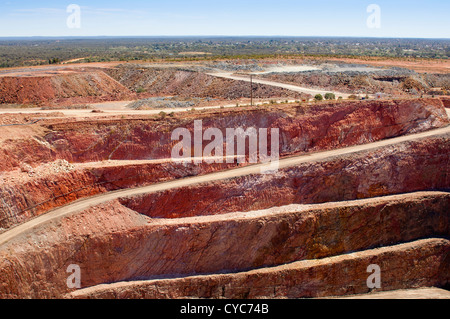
[0,60,449,299]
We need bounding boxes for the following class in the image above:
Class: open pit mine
[0,61,449,299]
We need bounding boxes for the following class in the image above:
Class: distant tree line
[0,37,448,68]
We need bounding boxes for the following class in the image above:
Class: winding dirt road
[0,122,449,248]
[207,72,353,98]
[0,99,293,119]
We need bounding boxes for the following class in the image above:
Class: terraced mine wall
[1,98,446,171]
[70,238,449,299]
[36,98,450,162]
[0,98,448,231]
[0,192,448,298]
[0,161,235,231]
[120,134,450,218]
[0,101,448,299]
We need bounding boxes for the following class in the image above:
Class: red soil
[0,71,135,105]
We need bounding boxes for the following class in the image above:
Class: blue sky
[0,0,449,38]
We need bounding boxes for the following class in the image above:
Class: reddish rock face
[440,96,450,108]
[0,161,236,231]
[0,97,448,299]
[69,238,450,299]
[1,98,446,171]
[0,76,56,104]
[0,192,447,299]
[47,98,449,163]
[120,134,450,218]
[0,98,447,232]
[0,169,103,230]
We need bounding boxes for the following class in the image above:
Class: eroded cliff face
[0,191,448,299]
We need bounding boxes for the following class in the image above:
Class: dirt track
[0,98,299,119]
[0,102,247,118]
[0,62,122,77]
[326,57,450,74]
[208,72,353,98]
[1,122,449,248]
[334,287,450,299]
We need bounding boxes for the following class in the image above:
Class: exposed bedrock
[1,98,446,230]
[0,161,236,232]
[1,126,448,233]
[120,134,450,218]
[69,238,450,299]
[44,98,449,163]
[0,169,103,231]
[0,192,448,298]
[0,98,446,172]
[0,98,448,299]
[440,96,450,108]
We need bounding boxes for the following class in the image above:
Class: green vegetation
[48,58,61,64]
[314,94,324,101]
[159,111,167,119]
[324,93,336,100]
[0,37,448,69]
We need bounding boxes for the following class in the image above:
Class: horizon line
[0,35,449,40]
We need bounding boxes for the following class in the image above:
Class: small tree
[324,93,336,100]
[314,94,323,101]
[49,58,61,65]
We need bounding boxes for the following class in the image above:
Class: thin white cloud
[80,6,147,16]
[10,6,146,17]
[12,8,65,15]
